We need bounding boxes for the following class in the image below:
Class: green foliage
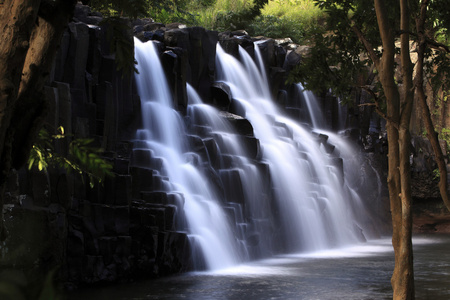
[431,89,449,117]
[211,10,254,31]
[89,0,148,18]
[28,127,113,188]
[439,127,450,152]
[287,26,369,104]
[102,17,138,76]
[247,15,308,43]
[289,0,450,110]
[89,0,148,77]
[262,0,324,29]
[429,0,450,44]
[189,0,325,42]
[433,168,440,180]
[286,0,380,102]
[147,0,197,24]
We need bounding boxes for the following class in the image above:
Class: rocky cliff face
[0,3,400,289]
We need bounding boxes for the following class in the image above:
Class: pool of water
[67,234,450,300]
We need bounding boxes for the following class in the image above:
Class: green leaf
[28,126,113,188]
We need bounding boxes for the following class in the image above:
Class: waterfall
[132,37,377,272]
[133,39,241,270]
[186,84,274,259]
[216,43,371,251]
[296,83,326,129]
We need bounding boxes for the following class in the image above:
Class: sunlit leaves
[28,127,113,188]
[429,0,450,43]
[68,138,114,188]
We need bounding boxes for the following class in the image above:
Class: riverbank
[413,199,450,233]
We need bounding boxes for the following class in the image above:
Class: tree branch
[352,25,381,69]
[426,38,450,53]
[358,85,399,129]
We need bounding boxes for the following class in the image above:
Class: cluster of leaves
[211,10,252,31]
[287,1,379,103]
[87,0,199,75]
[246,15,307,43]
[439,127,450,149]
[89,0,148,19]
[429,0,450,44]
[201,0,268,31]
[287,28,370,103]
[148,0,197,24]
[102,17,138,76]
[186,0,270,31]
[287,1,375,100]
[289,0,450,109]
[88,0,149,77]
[28,127,113,188]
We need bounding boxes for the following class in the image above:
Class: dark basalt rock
[211,82,232,109]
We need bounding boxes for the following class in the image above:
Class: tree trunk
[374,0,415,298]
[396,0,415,297]
[0,0,76,240]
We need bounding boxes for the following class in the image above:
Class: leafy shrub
[247,15,306,43]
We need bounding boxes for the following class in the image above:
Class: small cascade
[295,83,326,129]
[133,39,241,270]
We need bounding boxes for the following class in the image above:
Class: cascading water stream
[296,83,326,129]
[216,43,372,251]
[133,38,241,270]
[187,84,274,258]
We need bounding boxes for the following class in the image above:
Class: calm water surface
[68,235,450,300]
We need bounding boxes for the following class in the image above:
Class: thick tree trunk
[0,0,41,240]
[0,0,76,240]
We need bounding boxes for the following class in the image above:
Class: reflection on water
[67,235,450,300]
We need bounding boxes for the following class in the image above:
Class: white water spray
[216,43,370,251]
[133,39,241,270]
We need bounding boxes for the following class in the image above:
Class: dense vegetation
[183,0,325,43]
[88,0,326,44]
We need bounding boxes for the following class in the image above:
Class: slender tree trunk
[374,0,415,298]
[396,0,415,297]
